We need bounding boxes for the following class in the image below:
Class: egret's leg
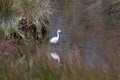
[51,43,52,47]
[50,43,53,51]
[57,43,59,45]
[54,44,56,49]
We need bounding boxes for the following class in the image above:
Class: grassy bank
[0,42,119,80]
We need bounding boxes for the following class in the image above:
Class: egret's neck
[57,31,60,39]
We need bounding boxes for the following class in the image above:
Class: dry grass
[0,0,54,42]
[0,0,119,80]
[0,42,119,80]
[0,0,54,18]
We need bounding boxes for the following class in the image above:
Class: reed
[0,43,118,80]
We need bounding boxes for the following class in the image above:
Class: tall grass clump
[0,0,54,19]
[12,0,54,18]
[0,0,54,41]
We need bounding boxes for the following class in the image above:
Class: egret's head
[57,29,62,33]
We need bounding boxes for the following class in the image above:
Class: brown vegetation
[0,0,120,80]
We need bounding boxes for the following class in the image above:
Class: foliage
[0,0,53,42]
[0,44,119,80]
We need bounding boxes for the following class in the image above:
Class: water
[49,0,120,68]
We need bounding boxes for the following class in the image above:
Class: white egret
[50,52,60,63]
[50,29,62,45]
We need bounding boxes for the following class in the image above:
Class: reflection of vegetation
[102,1,120,26]
[13,16,49,42]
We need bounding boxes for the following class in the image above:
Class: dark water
[50,0,120,68]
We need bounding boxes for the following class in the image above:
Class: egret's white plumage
[50,30,61,44]
[50,52,60,63]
